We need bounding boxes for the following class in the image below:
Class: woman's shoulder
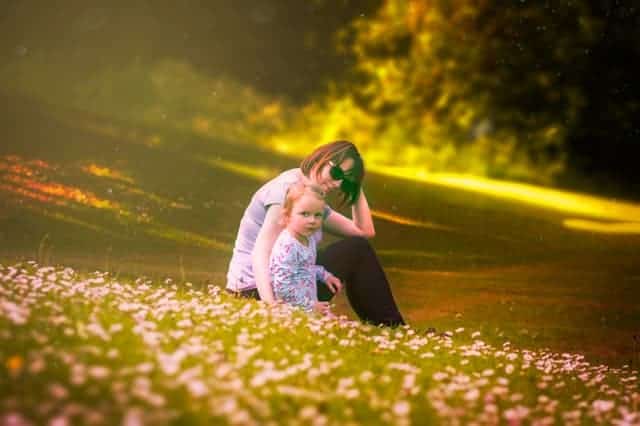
[262,168,301,188]
[256,168,302,207]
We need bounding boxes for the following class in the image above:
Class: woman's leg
[316,237,405,327]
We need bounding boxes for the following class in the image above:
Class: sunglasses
[329,163,358,193]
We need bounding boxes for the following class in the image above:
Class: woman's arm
[323,187,376,238]
[252,205,285,303]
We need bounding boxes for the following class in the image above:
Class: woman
[226,140,405,326]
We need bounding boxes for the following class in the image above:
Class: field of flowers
[1,262,639,425]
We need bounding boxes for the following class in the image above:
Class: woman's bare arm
[324,187,375,238]
[252,205,285,303]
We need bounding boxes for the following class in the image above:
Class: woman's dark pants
[316,236,405,327]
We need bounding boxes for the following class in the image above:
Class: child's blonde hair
[281,182,326,225]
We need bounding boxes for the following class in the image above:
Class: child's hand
[324,273,342,294]
[312,301,332,316]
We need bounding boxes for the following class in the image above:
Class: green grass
[1,88,639,376]
[380,262,640,369]
[1,262,638,425]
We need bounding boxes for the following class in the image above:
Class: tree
[279,0,602,184]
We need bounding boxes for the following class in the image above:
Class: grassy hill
[2,89,640,371]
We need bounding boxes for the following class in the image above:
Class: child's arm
[312,265,342,294]
[312,265,330,283]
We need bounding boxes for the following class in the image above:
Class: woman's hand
[324,273,342,294]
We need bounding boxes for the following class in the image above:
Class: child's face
[286,192,325,241]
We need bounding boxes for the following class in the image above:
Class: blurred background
[1,0,639,366]
[1,0,639,195]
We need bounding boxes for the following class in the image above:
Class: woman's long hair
[299,140,364,206]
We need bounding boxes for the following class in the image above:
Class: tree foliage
[278,0,603,183]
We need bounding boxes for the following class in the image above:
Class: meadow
[1,262,638,425]
[2,59,640,424]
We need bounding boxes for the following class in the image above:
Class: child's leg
[316,237,405,327]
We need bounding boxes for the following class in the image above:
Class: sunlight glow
[144,224,231,251]
[83,162,191,210]
[125,187,191,210]
[370,166,640,234]
[1,157,118,210]
[203,157,278,181]
[563,219,640,234]
[215,142,639,235]
[371,210,455,231]
[0,182,63,206]
[273,139,294,154]
[1,155,228,249]
[8,175,115,209]
[83,164,134,184]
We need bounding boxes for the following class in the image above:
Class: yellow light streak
[370,165,640,234]
[0,182,65,206]
[371,209,455,231]
[144,224,231,251]
[1,157,118,210]
[215,144,640,234]
[83,164,134,184]
[124,187,191,209]
[202,157,278,181]
[1,155,54,173]
[563,219,640,234]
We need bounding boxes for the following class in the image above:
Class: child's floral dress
[269,229,329,312]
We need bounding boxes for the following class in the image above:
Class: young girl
[269,182,341,315]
